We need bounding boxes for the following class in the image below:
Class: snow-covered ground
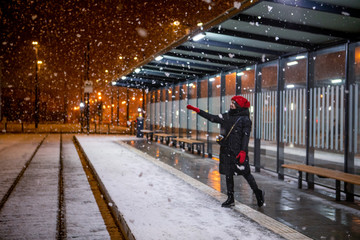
[76,135,307,240]
[0,134,313,239]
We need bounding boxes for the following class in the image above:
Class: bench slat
[282,164,360,186]
[154,133,177,137]
[176,138,204,144]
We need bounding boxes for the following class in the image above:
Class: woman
[187,95,264,207]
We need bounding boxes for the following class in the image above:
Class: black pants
[225,173,259,195]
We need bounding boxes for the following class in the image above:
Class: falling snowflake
[234,1,241,9]
[136,27,148,38]
[341,11,350,16]
[228,53,235,58]
[267,6,273,12]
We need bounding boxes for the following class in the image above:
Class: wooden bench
[153,133,177,145]
[282,164,360,201]
[173,138,205,157]
[140,130,154,140]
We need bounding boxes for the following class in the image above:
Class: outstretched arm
[187,105,224,124]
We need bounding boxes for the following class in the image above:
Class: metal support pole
[277,58,285,180]
[345,41,354,201]
[111,89,114,125]
[306,52,315,189]
[34,51,39,129]
[126,88,129,121]
[254,64,261,172]
[116,88,120,126]
[85,93,90,134]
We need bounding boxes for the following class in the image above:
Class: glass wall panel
[257,63,278,171]
[165,87,172,132]
[155,89,161,130]
[225,72,236,111]
[150,91,155,130]
[160,89,166,130]
[179,83,188,137]
[312,47,345,168]
[198,79,208,141]
[172,85,180,135]
[239,68,256,163]
[349,42,360,196]
[145,91,151,129]
[309,46,346,189]
[188,81,197,138]
[209,76,221,156]
[282,55,307,177]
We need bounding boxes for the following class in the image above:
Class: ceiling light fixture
[193,33,206,42]
[295,55,306,60]
[155,56,163,61]
[287,61,298,66]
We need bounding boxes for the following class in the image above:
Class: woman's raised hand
[186,105,200,113]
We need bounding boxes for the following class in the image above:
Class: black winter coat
[198,108,252,176]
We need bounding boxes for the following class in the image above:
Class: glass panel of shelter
[208,75,221,157]
[281,54,307,178]
[179,83,188,137]
[349,42,360,197]
[188,81,197,139]
[237,67,256,165]
[308,46,346,189]
[150,91,155,130]
[145,91,151,130]
[165,87,172,133]
[256,62,278,172]
[155,89,160,130]
[197,78,208,143]
[172,85,180,135]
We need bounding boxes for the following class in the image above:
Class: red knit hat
[231,96,250,108]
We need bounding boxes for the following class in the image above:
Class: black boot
[221,193,234,208]
[255,189,265,207]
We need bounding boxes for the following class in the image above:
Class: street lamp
[32,41,40,128]
[97,92,102,124]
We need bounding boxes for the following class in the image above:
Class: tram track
[57,133,66,239]
[0,134,48,211]
[0,134,128,239]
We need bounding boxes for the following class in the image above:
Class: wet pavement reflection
[125,139,360,240]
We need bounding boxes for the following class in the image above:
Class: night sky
[1,0,238,116]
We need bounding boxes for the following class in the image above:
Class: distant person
[187,96,264,208]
